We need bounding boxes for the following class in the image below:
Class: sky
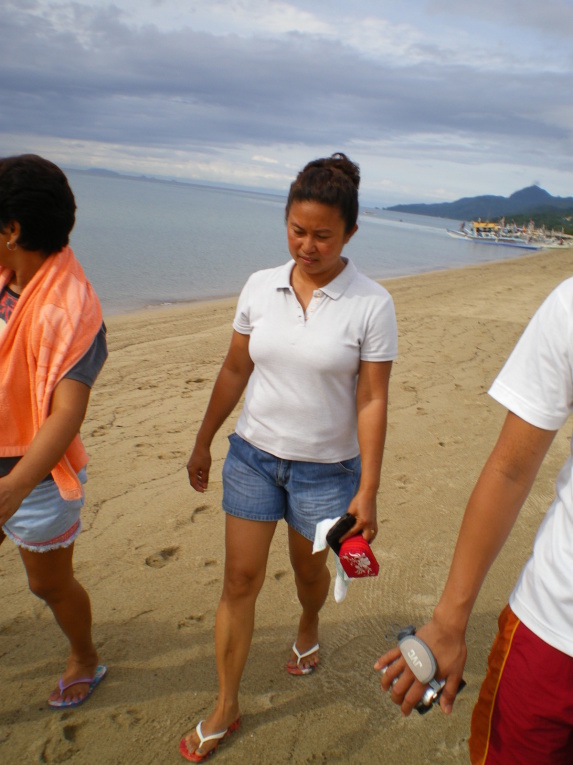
[1,0,572,206]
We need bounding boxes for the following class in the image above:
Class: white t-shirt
[233,258,398,462]
[488,276,573,656]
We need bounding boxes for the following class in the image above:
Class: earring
[6,240,16,251]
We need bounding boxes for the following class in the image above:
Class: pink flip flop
[179,717,241,762]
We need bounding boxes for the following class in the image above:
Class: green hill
[387,185,573,233]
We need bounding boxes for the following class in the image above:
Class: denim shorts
[222,434,361,541]
[2,468,87,552]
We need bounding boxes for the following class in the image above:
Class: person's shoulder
[535,276,573,318]
[347,268,393,300]
[244,261,292,288]
[552,276,573,301]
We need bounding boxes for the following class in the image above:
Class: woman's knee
[20,545,75,602]
[290,543,329,584]
[26,568,73,602]
[27,575,60,602]
[222,563,266,601]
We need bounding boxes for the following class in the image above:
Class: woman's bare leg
[181,515,277,758]
[287,527,330,672]
[19,542,98,703]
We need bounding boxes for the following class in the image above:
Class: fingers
[374,646,401,677]
[339,517,377,543]
[186,459,209,492]
[190,469,208,492]
[397,678,427,716]
[376,650,432,717]
[362,526,377,542]
[438,675,462,715]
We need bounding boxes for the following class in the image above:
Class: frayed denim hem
[3,519,82,553]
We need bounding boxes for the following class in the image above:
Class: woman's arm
[0,378,91,526]
[376,411,557,715]
[343,359,393,538]
[187,330,254,492]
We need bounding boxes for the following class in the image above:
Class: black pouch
[325,513,356,556]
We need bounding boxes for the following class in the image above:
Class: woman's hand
[185,330,253,494]
[187,442,212,492]
[0,475,27,527]
[0,378,91,527]
[341,490,378,543]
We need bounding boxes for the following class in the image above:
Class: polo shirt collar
[275,258,357,300]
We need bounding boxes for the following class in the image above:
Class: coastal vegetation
[494,209,573,236]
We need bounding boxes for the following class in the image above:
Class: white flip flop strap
[292,642,320,667]
[196,720,228,747]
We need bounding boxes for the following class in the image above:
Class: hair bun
[328,153,360,190]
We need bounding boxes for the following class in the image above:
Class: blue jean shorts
[2,468,87,552]
[222,434,361,541]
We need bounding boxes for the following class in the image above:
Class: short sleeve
[64,323,108,388]
[359,292,398,362]
[489,282,573,430]
[232,276,254,335]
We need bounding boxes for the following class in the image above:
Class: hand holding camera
[378,626,465,714]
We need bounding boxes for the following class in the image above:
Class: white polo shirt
[489,277,573,656]
[233,258,398,462]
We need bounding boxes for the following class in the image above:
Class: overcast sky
[2,0,572,205]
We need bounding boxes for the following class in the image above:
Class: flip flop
[286,642,319,675]
[179,717,241,762]
[48,665,107,709]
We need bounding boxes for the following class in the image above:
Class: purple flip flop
[48,664,107,709]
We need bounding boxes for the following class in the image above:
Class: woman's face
[286,200,357,283]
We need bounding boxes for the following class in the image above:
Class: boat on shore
[447,220,572,251]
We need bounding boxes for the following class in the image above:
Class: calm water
[67,171,529,315]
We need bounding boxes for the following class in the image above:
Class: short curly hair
[0,154,76,255]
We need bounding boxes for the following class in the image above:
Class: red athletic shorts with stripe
[469,604,573,765]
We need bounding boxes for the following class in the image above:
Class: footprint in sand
[110,709,143,729]
[178,613,205,628]
[191,504,209,522]
[145,546,180,568]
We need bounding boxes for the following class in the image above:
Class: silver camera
[380,665,445,713]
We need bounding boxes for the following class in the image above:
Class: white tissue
[313,517,350,603]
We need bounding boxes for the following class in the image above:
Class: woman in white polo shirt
[180,153,398,762]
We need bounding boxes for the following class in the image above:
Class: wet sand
[1,247,572,764]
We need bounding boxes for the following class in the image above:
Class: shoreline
[102,245,573,320]
[2,246,573,764]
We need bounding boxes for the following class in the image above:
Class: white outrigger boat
[447,220,571,251]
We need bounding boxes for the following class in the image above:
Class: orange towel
[0,246,103,499]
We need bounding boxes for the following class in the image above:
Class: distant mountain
[386,185,573,220]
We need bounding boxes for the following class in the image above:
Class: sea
[67,170,526,315]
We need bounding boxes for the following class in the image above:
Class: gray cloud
[427,0,573,39]
[1,1,572,188]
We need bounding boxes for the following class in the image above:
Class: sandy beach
[1,247,572,765]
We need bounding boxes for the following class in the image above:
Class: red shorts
[469,604,573,765]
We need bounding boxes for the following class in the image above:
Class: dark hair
[285,152,360,234]
[0,154,76,255]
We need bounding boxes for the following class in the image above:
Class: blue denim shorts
[2,468,87,552]
[222,434,361,541]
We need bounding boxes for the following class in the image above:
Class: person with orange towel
[0,155,108,708]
